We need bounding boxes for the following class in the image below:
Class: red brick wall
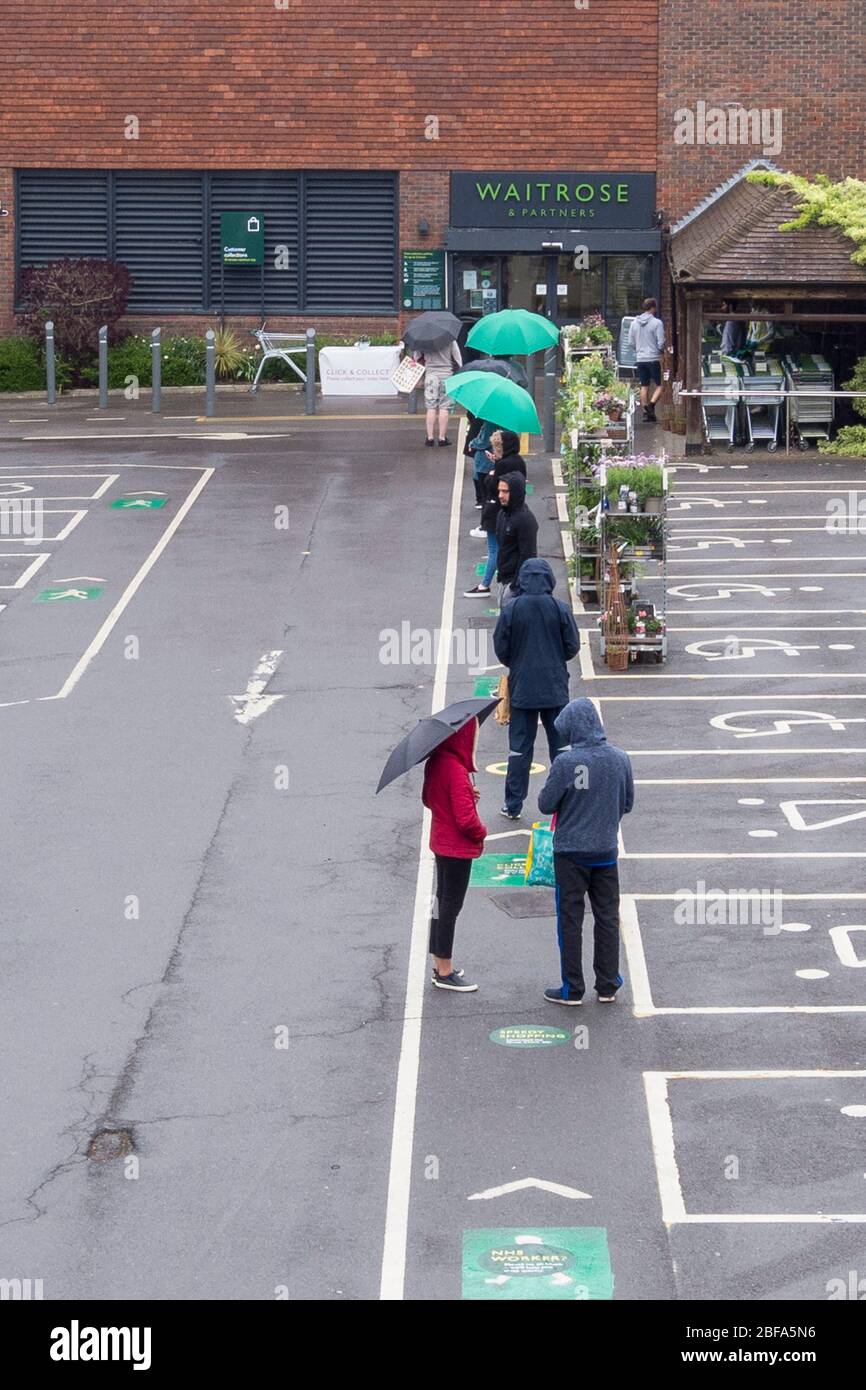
[658,1,866,223]
[1,2,659,169]
[0,170,13,333]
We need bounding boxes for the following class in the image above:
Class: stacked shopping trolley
[783,353,835,449]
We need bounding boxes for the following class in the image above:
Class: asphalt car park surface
[0,397,864,1301]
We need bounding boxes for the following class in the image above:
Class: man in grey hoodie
[628,296,665,423]
[537,699,634,1004]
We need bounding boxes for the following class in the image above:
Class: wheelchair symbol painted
[668,582,790,602]
[668,533,762,551]
[710,709,866,740]
[670,496,742,511]
[686,637,821,661]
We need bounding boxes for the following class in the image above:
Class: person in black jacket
[494,470,538,607]
[493,558,580,819]
[463,429,527,598]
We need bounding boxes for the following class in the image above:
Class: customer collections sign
[220,211,265,266]
[451,173,656,229]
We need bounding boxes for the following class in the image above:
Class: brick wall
[0,170,13,333]
[0,2,659,169]
[658,0,866,223]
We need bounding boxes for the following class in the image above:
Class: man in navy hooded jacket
[493,558,580,820]
[537,698,634,1005]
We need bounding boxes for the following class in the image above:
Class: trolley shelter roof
[670,169,866,290]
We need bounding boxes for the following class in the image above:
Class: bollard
[205,330,215,417]
[543,344,557,453]
[305,327,316,415]
[45,320,56,405]
[526,351,536,401]
[408,385,419,415]
[98,326,108,410]
[151,328,161,414]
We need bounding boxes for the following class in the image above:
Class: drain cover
[491,890,556,919]
[87,1129,133,1162]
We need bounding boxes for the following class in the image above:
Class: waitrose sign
[450,172,656,229]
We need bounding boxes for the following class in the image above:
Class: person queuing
[493,559,580,822]
[420,337,463,447]
[628,296,666,423]
[465,415,497,514]
[463,428,527,599]
[537,699,634,1005]
[421,717,487,992]
[493,469,537,607]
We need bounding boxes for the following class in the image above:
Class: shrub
[160,335,206,386]
[0,336,47,392]
[843,355,866,420]
[17,257,132,364]
[819,425,866,457]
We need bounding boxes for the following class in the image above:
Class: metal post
[305,328,316,415]
[408,386,419,415]
[45,320,56,405]
[527,351,536,401]
[98,326,108,410]
[785,391,790,455]
[205,330,215,417]
[151,328,161,414]
[543,344,557,453]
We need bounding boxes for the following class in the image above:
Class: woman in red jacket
[421,717,488,992]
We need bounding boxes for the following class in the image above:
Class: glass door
[451,256,503,358]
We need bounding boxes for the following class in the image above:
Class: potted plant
[563,314,614,350]
[594,390,623,423]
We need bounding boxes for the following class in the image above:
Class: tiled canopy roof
[670,168,866,286]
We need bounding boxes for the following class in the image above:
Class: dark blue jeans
[554,856,622,999]
[504,705,567,815]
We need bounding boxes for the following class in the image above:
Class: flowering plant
[562,313,614,348]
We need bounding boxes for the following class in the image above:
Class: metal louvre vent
[209,173,300,314]
[115,172,205,311]
[16,170,109,270]
[304,173,397,313]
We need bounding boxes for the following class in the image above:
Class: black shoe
[645,407,657,422]
[544,986,583,1006]
[438,438,451,447]
[432,970,478,992]
[500,805,521,820]
[463,585,491,598]
[597,992,618,1003]
[425,437,435,447]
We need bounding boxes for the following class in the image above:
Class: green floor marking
[475,562,486,577]
[462,1228,614,1301]
[484,608,498,616]
[110,497,168,509]
[470,852,527,886]
[473,675,500,698]
[36,585,103,602]
[489,1025,570,1049]
[525,483,534,495]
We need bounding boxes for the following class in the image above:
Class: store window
[505,255,549,314]
[452,257,502,318]
[606,256,652,329]
[555,254,604,323]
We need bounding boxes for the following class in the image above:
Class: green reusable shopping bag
[524,821,556,887]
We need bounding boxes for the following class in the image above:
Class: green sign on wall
[402,249,445,310]
[221,211,265,266]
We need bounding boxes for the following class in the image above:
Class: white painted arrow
[230,650,285,726]
[51,575,106,583]
[123,490,166,496]
[468,1178,592,1201]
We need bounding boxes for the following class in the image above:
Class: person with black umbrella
[401,310,463,449]
[422,717,486,990]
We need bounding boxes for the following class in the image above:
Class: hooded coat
[628,310,665,363]
[493,559,580,709]
[480,430,527,534]
[537,699,634,862]
[421,718,487,858]
[494,471,538,586]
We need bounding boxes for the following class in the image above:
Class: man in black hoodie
[493,558,580,820]
[494,470,538,607]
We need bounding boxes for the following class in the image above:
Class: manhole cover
[87,1129,134,1162]
[491,890,556,919]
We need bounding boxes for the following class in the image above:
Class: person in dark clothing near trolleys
[421,717,487,992]
[464,429,527,598]
[493,558,580,821]
[537,699,634,1005]
[493,470,538,607]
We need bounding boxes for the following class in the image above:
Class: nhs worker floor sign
[221,212,264,266]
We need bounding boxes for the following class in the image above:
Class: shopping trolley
[701,371,740,449]
[249,325,310,394]
[783,353,834,449]
[741,360,785,450]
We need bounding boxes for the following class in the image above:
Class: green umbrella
[466,308,559,356]
[445,371,541,434]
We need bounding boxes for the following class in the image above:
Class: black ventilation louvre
[209,173,300,314]
[304,173,397,313]
[115,172,204,311]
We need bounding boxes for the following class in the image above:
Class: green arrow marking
[462,1228,614,1300]
[36,585,103,602]
[110,497,168,509]
[471,852,527,886]
[473,675,500,698]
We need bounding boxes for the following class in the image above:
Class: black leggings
[429,855,473,959]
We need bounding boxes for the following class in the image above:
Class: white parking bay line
[0,553,51,588]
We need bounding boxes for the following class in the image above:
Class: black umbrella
[402,310,463,354]
[376,696,500,794]
[453,356,528,389]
